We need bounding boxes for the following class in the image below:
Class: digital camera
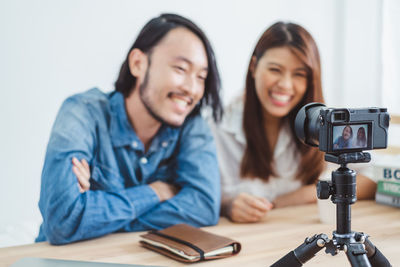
[295,103,390,154]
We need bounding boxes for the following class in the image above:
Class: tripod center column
[332,167,357,234]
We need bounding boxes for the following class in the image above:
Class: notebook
[139,224,241,263]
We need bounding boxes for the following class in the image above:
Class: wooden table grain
[1,200,399,267]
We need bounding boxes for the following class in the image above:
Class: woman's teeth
[271,92,291,102]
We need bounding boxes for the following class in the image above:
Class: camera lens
[295,102,326,147]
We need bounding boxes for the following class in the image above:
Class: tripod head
[325,152,371,166]
[317,152,371,202]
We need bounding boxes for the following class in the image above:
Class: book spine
[377,181,400,197]
[373,166,400,182]
[375,192,400,208]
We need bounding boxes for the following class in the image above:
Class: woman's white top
[208,98,373,202]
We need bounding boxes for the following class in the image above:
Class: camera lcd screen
[332,124,369,151]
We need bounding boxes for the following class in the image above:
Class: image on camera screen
[332,124,368,150]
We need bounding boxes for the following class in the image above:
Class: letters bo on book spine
[139,224,241,263]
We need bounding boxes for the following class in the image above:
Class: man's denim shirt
[36,88,221,245]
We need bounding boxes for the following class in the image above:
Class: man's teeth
[171,97,188,107]
[271,92,291,102]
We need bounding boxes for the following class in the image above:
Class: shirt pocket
[90,161,124,191]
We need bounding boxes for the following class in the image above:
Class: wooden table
[1,200,399,267]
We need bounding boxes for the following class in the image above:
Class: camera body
[295,103,390,154]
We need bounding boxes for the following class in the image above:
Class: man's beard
[139,68,181,129]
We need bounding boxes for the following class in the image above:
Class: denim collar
[109,91,180,150]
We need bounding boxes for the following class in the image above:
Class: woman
[354,127,367,148]
[209,22,376,223]
[333,125,353,149]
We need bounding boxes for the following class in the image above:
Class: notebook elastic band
[150,230,205,260]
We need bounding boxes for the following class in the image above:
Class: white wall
[0,0,393,247]
[382,0,400,113]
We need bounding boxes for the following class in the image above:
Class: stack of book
[374,154,400,208]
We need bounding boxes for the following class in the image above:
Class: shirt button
[140,157,148,164]
[161,141,168,148]
[132,141,138,148]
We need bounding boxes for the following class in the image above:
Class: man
[36,13,223,245]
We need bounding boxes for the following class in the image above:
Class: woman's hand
[228,192,273,223]
[273,184,317,208]
[72,157,91,193]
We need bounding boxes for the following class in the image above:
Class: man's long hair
[114,13,223,122]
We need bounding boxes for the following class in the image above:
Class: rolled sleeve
[126,185,160,218]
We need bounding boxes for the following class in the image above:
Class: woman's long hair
[240,22,325,185]
[356,127,366,146]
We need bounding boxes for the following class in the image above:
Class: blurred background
[1,0,399,247]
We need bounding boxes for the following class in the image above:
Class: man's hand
[229,192,273,223]
[72,157,91,193]
[149,181,179,202]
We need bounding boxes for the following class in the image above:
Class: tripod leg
[270,234,329,267]
[345,243,371,267]
[363,237,392,267]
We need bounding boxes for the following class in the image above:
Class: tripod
[271,152,392,267]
